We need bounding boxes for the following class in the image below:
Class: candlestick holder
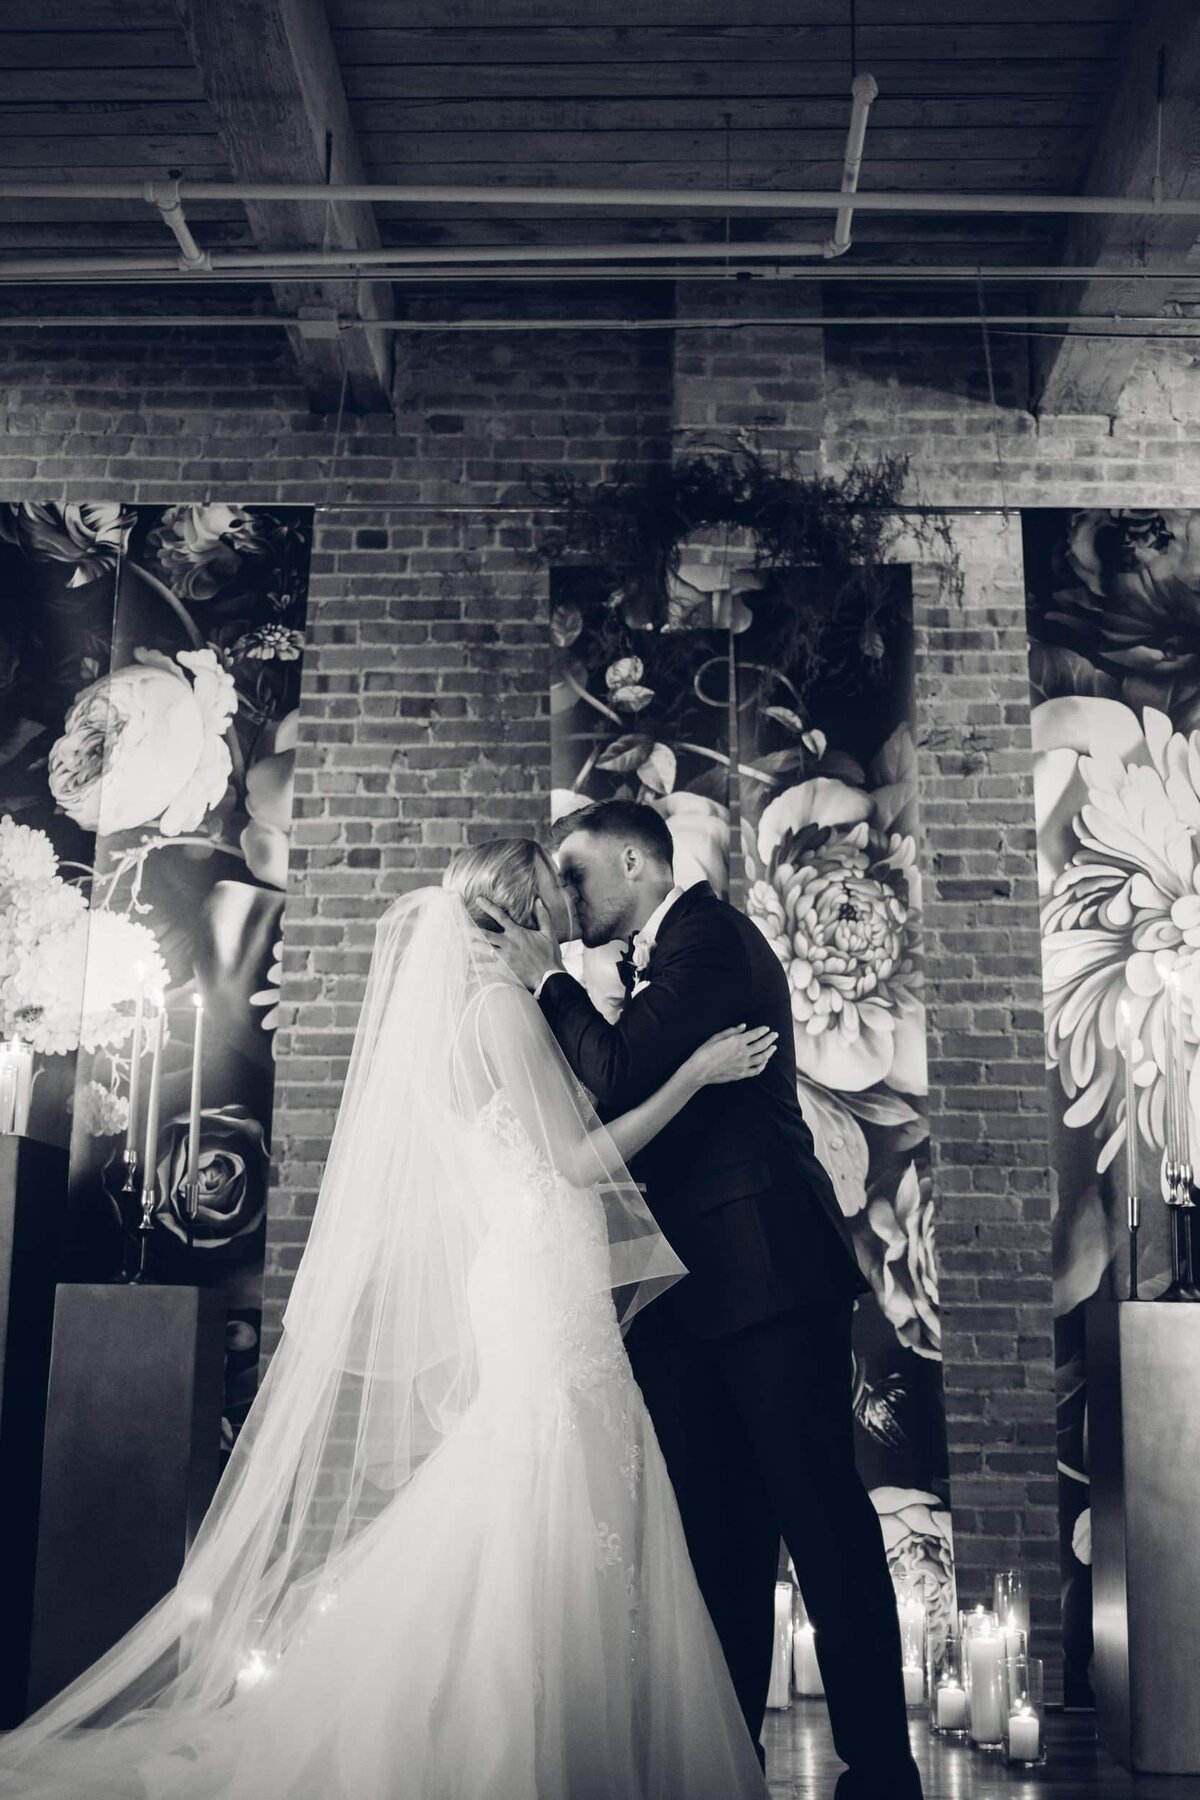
[894,1578,927,1709]
[129,1181,159,1285]
[1127,1191,1140,1299]
[1159,1162,1198,1302]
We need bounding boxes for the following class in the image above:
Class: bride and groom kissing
[0,799,924,1800]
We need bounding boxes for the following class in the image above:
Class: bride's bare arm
[465,984,775,1187]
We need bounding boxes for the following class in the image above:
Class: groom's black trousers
[627,1297,917,1792]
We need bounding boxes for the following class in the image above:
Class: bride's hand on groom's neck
[474,897,563,993]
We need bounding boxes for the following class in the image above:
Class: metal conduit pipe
[0,314,1194,334]
[2,183,1200,218]
[0,74,878,283]
[142,177,211,273]
[826,73,879,257]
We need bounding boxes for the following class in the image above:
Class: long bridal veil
[0,887,685,1794]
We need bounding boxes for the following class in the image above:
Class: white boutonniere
[628,935,654,999]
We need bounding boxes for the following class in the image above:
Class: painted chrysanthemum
[745,775,925,1094]
[1035,698,1200,1170]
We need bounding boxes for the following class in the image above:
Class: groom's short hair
[550,799,674,870]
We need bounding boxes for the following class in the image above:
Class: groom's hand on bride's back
[473,898,563,993]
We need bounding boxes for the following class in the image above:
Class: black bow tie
[616,940,637,997]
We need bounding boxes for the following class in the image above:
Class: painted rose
[1034,698,1200,1176]
[1041,510,1200,722]
[240,710,298,889]
[154,1103,269,1255]
[48,647,237,836]
[148,504,264,602]
[652,792,731,896]
[855,1161,940,1360]
[871,1486,956,1639]
[744,761,925,1095]
[0,502,133,587]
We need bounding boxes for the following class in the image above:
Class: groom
[488,799,923,1800]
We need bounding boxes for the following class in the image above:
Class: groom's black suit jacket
[539,881,868,1338]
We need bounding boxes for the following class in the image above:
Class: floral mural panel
[550,561,953,1630]
[1023,506,1200,1704]
[0,502,312,1452]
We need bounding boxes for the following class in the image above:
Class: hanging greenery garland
[532,445,958,700]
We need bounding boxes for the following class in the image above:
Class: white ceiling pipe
[825,73,879,258]
[3,183,1200,218]
[3,260,1195,286]
[142,177,211,273]
[0,314,1193,333]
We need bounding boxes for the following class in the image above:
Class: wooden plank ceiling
[0,0,1139,271]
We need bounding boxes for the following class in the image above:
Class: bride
[0,838,777,1798]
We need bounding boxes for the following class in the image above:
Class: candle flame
[193,992,204,1011]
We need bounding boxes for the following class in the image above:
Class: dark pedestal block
[0,1135,69,1729]
[1088,1300,1200,1774]
[26,1283,224,1716]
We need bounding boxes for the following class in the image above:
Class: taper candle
[142,998,165,1188]
[1116,994,1139,1201]
[125,962,146,1170]
[187,992,204,1218]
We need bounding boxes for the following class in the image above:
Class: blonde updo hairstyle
[442,838,545,931]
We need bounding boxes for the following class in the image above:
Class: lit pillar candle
[767,1583,793,1708]
[967,1628,1006,1744]
[1007,1704,1041,1762]
[142,999,165,1189]
[186,993,204,1219]
[792,1622,823,1696]
[902,1663,924,1706]
[936,1682,967,1731]
[125,962,146,1172]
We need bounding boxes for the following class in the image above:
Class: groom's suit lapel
[637,881,713,981]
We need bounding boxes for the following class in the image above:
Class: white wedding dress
[0,890,768,1800]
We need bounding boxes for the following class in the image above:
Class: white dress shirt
[535,885,685,1002]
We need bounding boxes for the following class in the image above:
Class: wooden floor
[764,1703,1199,1798]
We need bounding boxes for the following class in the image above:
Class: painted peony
[148,504,264,602]
[872,1487,956,1640]
[652,792,731,896]
[744,762,925,1094]
[49,647,237,837]
[857,1162,940,1360]
[1034,697,1200,1173]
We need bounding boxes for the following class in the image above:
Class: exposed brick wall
[4,301,1200,1698]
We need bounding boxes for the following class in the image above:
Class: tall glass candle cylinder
[767,1582,793,1709]
[993,1569,1029,1651]
[895,1579,926,1707]
[1003,1655,1047,1766]
[928,1632,967,1737]
[791,1589,823,1696]
[964,1612,1005,1747]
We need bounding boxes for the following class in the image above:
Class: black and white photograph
[0,3,1196,1797]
